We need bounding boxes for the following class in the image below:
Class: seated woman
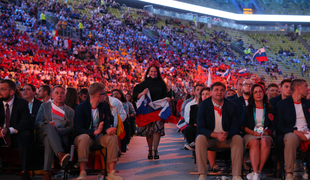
[241,84,275,180]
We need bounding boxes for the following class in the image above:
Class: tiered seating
[302,35,310,46]
[179,0,236,13]
[256,0,310,15]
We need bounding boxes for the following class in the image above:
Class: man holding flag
[252,47,268,62]
[35,85,74,180]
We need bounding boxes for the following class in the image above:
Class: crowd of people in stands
[2,1,310,180]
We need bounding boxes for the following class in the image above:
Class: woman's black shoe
[154,150,159,159]
[148,150,153,159]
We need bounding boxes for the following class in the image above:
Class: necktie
[5,104,11,147]
[28,103,32,114]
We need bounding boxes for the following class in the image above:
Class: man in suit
[74,83,123,180]
[35,85,73,180]
[0,80,33,180]
[269,79,291,110]
[276,79,309,180]
[38,85,52,103]
[195,82,243,180]
[22,84,42,124]
[232,79,253,117]
[227,78,244,100]
[266,83,279,100]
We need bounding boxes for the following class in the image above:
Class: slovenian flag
[238,68,248,76]
[221,69,229,78]
[136,91,177,127]
[170,67,175,74]
[252,47,268,62]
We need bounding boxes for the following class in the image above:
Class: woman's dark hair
[198,87,211,106]
[64,88,79,109]
[246,84,271,116]
[143,65,167,90]
[144,66,165,82]
[112,89,127,103]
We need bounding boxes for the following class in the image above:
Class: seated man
[0,80,33,180]
[74,83,123,180]
[22,84,42,124]
[35,85,73,180]
[276,79,310,180]
[195,82,243,180]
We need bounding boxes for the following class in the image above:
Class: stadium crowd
[1,1,310,180]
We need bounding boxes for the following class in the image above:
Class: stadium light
[139,0,310,22]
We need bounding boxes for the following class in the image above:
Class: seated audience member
[196,82,243,180]
[241,84,275,180]
[112,89,136,152]
[269,79,292,111]
[38,85,52,103]
[266,83,279,100]
[74,83,123,180]
[228,78,244,100]
[184,84,203,147]
[22,84,42,123]
[35,85,73,180]
[64,87,79,111]
[276,79,310,180]
[233,79,254,118]
[0,80,33,180]
[226,88,236,98]
[79,88,88,103]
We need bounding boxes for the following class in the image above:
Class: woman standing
[133,61,169,160]
[241,84,275,180]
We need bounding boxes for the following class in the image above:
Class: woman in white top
[241,84,275,180]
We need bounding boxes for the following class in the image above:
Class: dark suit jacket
[276,96,310,135]
[197,97,240,139]
[0,95,32,132]
[73,97,114,139]
[241,106,275,136]
[227,94,238,100]
[189,104,198,127]
[232,96,246,118]
[30,98,43,124]
[269,95,282,111]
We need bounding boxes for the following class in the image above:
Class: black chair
[63,145,108,180]
[207,147,231,175]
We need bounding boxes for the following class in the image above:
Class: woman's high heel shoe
[148,150,153,159]
[154,150,159,159]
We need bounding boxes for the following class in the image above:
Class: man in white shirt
[196,82,243,180]
[0,80,33,180]
[276,79,310,180]
[184,84,203,124]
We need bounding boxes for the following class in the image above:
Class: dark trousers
[0,130,33,171]
[184,125,197,144]
[121,118,130,152]
[129,116,136,137]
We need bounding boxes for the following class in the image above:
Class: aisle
[116,123,198,180]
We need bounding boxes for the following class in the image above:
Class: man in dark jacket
[22,84,43,124]
[195,82,243,180]
[74,83,123,180]
[276,79,310,180]
[0,80,33,180]
[269,79,291,110]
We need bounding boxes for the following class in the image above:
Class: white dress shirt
[184,98,198,124]
[2,96,18,134]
